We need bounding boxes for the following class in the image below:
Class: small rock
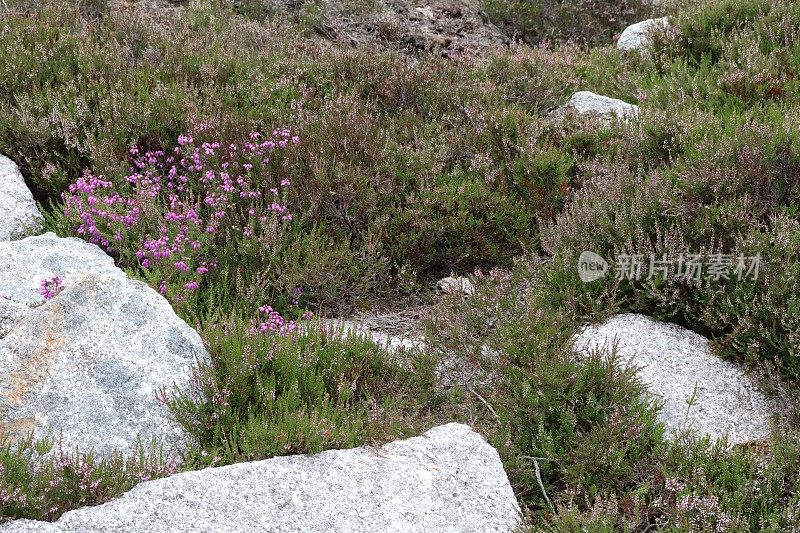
[320,319,426,354]
[617,17,670,52]
[572,314,773,445]
[0,155,44,242]
[558,91,639,122]
[0,233,207,460]
[2,424,521,532]
[437,276,475,297]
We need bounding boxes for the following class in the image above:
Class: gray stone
[559,91,639,122]
[0,298,30,338]
[0,233,207,460]
[617,17,670,52]
[320,319,426,354]
[1,423,521,533]
[0,233,116,305]
[572,314,773,445]
[0,155,43,241]
[437,276,475,297]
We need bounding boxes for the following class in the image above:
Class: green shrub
[167,317,438,467]
[481,0,651,46]
[0,435,172,523]
[383,177,537,276]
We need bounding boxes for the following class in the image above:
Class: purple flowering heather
[63,130,299,305]
[39,276,64,300]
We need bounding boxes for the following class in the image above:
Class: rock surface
[0,155,43,241]
[437,276,475,297]
[572,314,773,444]
[0,233,207,459]
[617,17,670,52]
[558,91,640,121]
[321,319,426,354]
[2,423,521,533]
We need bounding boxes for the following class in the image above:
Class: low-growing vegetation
[168,316,441,467]
[1,0,800,528]
[0,435,174,522]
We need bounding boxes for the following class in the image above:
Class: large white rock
[0,233,207,460]
[561,91,639,121]
[2,423,521,532]
[0,155,43,241]
[617,17,670,52]
[573,314,773,445]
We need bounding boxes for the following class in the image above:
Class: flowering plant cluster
[0,437,175,523]
[249,304,314,337]
[63,131,299,305]
[38,276,63,301]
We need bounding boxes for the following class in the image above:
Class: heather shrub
[168,315,439,467]
[539,102,800,377]
[466,277,665,516]
[670,0,774,64]
[476,111,577,221]
[482,0,651,46]
[541,430,800,531]
[0,0,299,201]
[0,0,601,289]
[482,44,583,113]
[0,435,173,523]
[383,177,537,275]
[425,259,800,528]
[59,131,302,312]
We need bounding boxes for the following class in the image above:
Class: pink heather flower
[184,281,199,291]
[39,276,64,300]
[66,130,299,309]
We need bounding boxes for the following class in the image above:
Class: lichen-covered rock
[0,155,43,241]
[0,233,207,460]
[1,424,521,533]
[617,17,670,52]
[558,91,639,121]
[573,314,773,445]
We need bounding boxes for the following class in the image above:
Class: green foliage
[3,0,800,528]
[0,434,172,523]
[384,177,537,275]
[481,0,651,46]
[168,318,438,467]
[425,259,800,529]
